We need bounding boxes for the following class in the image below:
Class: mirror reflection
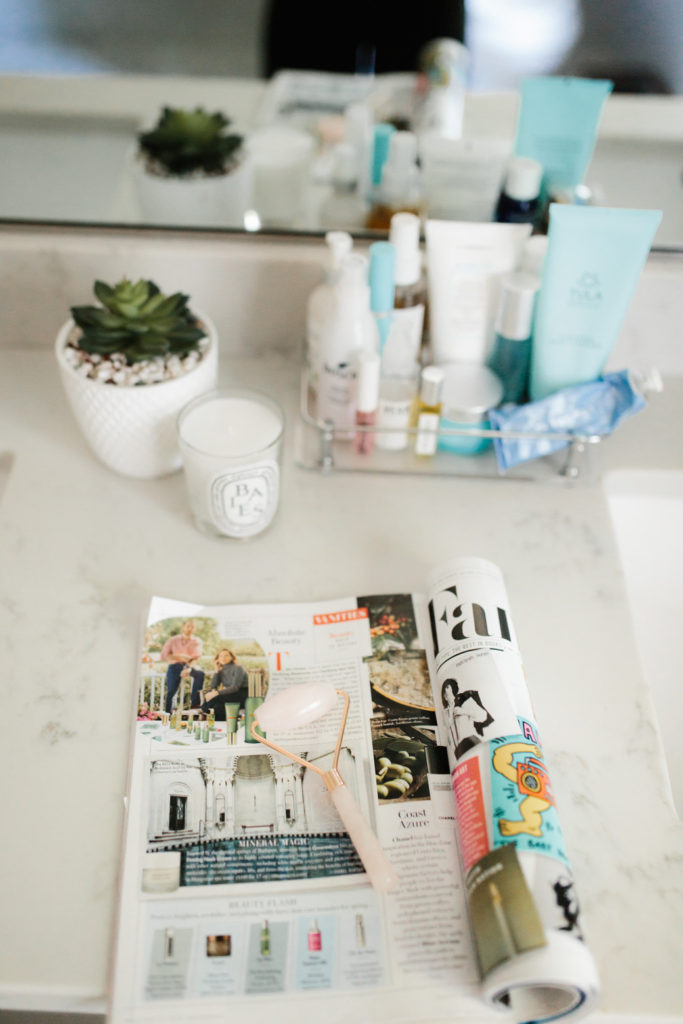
[1,0,681,244]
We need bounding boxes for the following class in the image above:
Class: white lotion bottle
[306,231,353,410]
[315,253,379,436]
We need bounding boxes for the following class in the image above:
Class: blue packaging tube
[489,370,646,471]
[515,77,613,194]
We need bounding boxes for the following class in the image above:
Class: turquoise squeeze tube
[515,77,612,193]
[529,205,661,400]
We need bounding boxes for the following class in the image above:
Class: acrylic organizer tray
[293,372,603,484]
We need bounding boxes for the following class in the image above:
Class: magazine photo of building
[144,745,366,887]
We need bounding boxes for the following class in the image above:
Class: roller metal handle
[330,783,398,893]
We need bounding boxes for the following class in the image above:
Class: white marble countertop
[0,233,682,1021]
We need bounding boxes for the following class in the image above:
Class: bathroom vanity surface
[0,227,682,1023]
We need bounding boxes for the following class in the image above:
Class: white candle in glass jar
[177,389,284,538]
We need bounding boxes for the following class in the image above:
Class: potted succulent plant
[55,277,218,478]
[132,106,251,227]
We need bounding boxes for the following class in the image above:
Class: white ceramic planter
[131,149,252,228]
[55,312,219,479]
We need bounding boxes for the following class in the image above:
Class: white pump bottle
[315,253,379,434]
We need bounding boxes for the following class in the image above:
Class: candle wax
[181,397,282,458]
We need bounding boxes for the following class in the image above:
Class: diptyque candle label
[209,461,279,537]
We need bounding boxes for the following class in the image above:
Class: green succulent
[70,279,206,364]
[138,106,243,176]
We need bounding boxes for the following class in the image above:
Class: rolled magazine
[427,557,599,1021]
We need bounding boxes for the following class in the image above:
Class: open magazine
[110,557,599,1024]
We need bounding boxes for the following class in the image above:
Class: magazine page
[109,592,483,1024]
[425,557,600,1024]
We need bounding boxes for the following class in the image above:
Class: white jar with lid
[437,363,503,455]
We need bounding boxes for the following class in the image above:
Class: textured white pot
[131,148,252,228]
[55,312,219,479]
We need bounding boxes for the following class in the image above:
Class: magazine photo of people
[137,617,269,744]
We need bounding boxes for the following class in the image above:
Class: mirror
[1,0,681,246]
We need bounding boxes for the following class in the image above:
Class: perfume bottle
[307,920,322,952]
[164,927,175,960]
[354,349,381,455]
[208,709,215,730]
[413,366,444,457]
[260,920,271,957]
[169,710,177,730]
[355,913,366,949]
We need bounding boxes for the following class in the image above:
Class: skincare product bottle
[413,366,444,457]
[368,123,395,207]
[421,136,511,223]
[425,220,531,365]
[319,144,367,229]
[316,254,379,435]
[308,920,322,952]
[384,212,427,372]
[488,271,540,403]
[208,709,215,729]
[375,371,418,452]
[514,77,613,197]
[306,231,354,410]
[369,241,395,355]
[260,920,271,957]
[355,913,366,949]
[367,131,423,230]
[495,157,543,226]
[354,349,381,455]
[202,721,210,743]
[438,362,504,455]
[164,928,175,960]
[529,204,662,400]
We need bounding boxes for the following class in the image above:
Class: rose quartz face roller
[251,681,398,893]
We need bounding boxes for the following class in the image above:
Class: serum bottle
[413,366,444,457]
[487,271,540,404]
[260,920,271,957]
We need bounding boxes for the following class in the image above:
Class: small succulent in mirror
[67,278,209,385]
[138,107,244,177]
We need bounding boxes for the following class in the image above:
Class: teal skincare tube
[515,77,613,194]
[529,205,661,400]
